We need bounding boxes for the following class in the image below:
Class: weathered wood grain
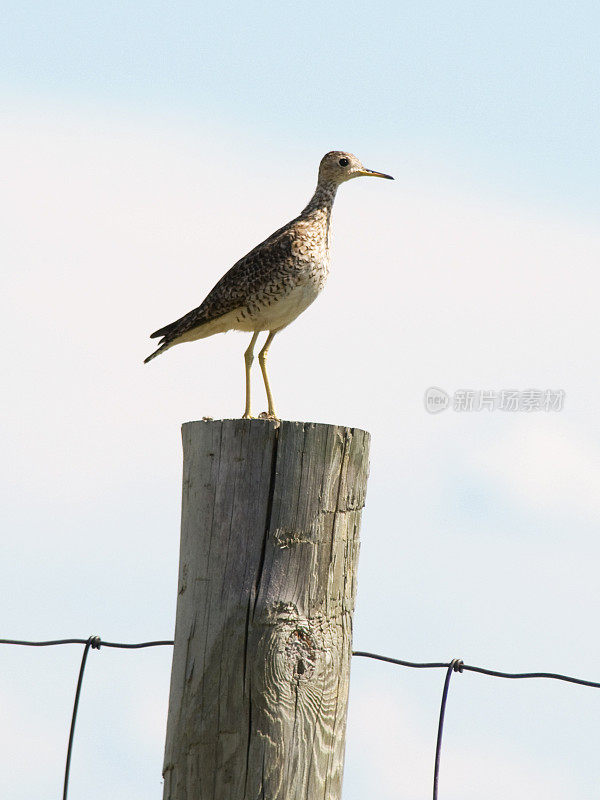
[163,419,370,800]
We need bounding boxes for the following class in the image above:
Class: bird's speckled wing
[150,221,297,344]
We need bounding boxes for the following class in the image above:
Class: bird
[145,151,393,419]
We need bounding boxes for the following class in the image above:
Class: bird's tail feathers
[144,340,171,364]
[150,324,172,339]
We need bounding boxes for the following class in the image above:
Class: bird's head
[317,151,394,186]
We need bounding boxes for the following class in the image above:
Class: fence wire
[2,636,600,800]
[1,636,174,800]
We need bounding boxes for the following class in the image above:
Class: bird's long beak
[358,168,394,180]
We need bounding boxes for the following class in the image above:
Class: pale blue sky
[2,3,600,799]
[3,1,599,212]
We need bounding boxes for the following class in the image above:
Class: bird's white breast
[245,279,323,332]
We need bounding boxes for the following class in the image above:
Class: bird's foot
[241,412,255,420]
[258,411,280,421]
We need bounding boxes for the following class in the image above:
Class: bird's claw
[258,411,280,421]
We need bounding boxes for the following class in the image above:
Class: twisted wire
[3,638,600,800]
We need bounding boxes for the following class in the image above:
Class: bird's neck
[302,181,338,217]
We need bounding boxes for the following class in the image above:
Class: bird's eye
[338,158,349,167]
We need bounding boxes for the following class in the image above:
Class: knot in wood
[285,627,316,681]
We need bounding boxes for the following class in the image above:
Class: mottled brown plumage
[145,151,393,418]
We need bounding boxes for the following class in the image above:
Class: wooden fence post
[162,419,370,800]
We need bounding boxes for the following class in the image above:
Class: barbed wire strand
[3,639,600,800]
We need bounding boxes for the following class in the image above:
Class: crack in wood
[162,421,370,800]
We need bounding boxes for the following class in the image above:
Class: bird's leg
[258,330,279,419]
[242,331,259,419]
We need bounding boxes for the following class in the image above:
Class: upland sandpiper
[145,151,393,419]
